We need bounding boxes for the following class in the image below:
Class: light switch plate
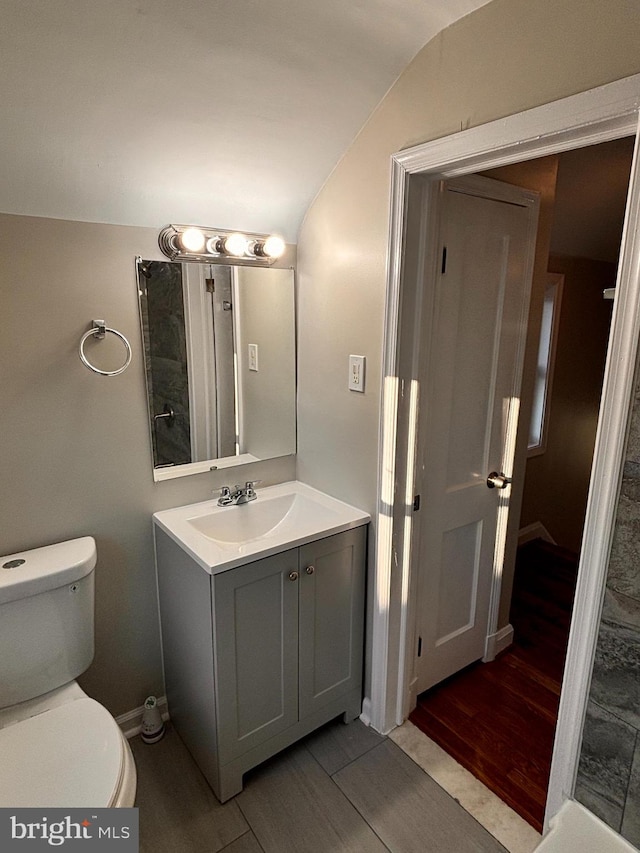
[248,343,259,371]
[349,354,365,392]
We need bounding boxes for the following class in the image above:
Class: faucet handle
[216,485,233,506]
[243,480,262,500]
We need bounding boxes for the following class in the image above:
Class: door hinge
[417,636,422,657]
[441,246,447,274]
[413,494,421,512]
[205,278,215,293]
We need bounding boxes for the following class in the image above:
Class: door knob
[487,471,511,489]
[288,571,299,582]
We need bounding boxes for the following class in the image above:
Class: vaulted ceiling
[0,0,491,240]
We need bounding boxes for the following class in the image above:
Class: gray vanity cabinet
[213,549,300,765]
[155,524,366,802]
[297,533,366,718]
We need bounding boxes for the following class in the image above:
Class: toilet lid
[0,698,124,807]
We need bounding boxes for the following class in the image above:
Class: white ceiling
[0,0,490,241]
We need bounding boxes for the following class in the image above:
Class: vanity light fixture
[221,232,250,258]
[158,224,286,266]
[255,234,286,259]
[180,227,206,253]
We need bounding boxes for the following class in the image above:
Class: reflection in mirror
[137,259,296,479]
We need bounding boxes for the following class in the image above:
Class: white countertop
[153,480,370,574]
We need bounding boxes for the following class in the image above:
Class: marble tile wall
[143,261,192,467]
[575,373,640,845]
[138,288,157,462]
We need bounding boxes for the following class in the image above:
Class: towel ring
[79,319,132,377]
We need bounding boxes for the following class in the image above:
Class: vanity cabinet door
[298,527,366,720]
[213,550,299,764]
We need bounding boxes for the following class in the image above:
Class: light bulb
[205,236,221,254]
[223,233,249,257]
[263,235,285,259]
[180,228,205,253]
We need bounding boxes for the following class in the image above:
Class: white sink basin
[153,481,370,574]
[188,493,298,544]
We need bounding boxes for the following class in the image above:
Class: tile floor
[130,717,541,853]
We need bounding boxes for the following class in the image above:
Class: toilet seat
[0,697,131,807]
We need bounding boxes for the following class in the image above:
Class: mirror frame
[135,255,297,481]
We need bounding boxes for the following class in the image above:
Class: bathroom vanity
[153,481,369,801]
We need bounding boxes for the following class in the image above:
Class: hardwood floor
[409,539,578,832]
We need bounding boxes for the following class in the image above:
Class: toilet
[0,537,136,807]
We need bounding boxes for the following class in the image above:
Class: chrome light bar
[158,224,285,266]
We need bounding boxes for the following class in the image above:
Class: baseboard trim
[483,624,514,662]
[518,522,556,547]
[116,696,170,739]
[360,697,372,728]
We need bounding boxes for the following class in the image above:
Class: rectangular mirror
[136,259,296,480]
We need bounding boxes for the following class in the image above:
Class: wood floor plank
[410,722,543,827]
[499,649,563,696]
[333,740,507,853]
[409,540,578,832]
[236,742,389,853]
[425,664,557,744]
[411,688,552,784]
[409,705,546,828]
[481,658,559,722]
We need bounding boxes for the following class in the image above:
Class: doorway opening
[369,78,640,836]
[404,137,634,831]
[407,137,633,831]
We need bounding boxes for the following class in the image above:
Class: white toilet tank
[0,537,97,709]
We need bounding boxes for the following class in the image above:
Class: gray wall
[235,267,297,460]
[295,0,640,834]
[520,256,615,553]
[0,213,295,716]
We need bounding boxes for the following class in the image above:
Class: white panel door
[415,175,539,694]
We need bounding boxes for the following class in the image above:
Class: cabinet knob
[288,571,299,582]
[305,565,315,575]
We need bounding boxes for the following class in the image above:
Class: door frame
[371,74,640,828]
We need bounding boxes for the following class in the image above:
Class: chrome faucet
[216,481,261,506]
[216,486,235,506]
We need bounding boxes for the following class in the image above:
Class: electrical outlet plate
[349,354,365,392]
